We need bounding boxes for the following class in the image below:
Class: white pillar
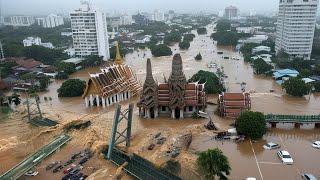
[106,97,110,106]
[96,95,100,107]
[124,92,127,100]
[171,110,175,119]
[128,92,131,99]
[89,95,93,107]
[102,97,106,108]
[85,97,89,107]
[155,108,159,118]
[180,109,184,119]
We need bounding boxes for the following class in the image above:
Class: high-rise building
[37,14,64,28]
[120,14,133,25]
[70,1,110,60]
[275,0,319,60]
[224,6,238,20]
[5,16,35,26]
[153,10,165,22]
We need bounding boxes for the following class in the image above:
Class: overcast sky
[0,0,285,16]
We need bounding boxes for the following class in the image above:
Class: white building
[153,10,165,22]
[37,14,64,28]
[70,1,110,60]
[252,46,271,54]
[224,6,238,20]
[239,35,268,44]
[275,0,319,60]
[120,14,132,25]
[6,16,35,26]
[22,37,54,49]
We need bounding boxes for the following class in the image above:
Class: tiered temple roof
[138,54,206,119]
[82,42,141,101]
[218,92,251,118]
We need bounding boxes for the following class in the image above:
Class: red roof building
[218,92,251,118]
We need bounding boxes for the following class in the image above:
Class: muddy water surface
[0,24,320,180]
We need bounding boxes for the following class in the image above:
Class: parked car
[79,157,89,165]
[312,141,320,149]
[25,171,39,176]
[277,150,294,165]
[46,161,60,171]
[63,167,74,174]
[53,165,63,173]
[263,142,280,150]
[301,173,317,180]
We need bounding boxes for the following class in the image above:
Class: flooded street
[0,24,320,180]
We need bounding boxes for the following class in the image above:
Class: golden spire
[114,41,123,65]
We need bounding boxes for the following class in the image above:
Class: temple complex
[217,92,251,118]
[82,42,142,107]
[138,54,206,119]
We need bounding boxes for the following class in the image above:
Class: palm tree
[197,148,231,180]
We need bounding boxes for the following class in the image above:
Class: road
[0,134,71,180]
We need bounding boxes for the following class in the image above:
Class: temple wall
[84,91,131,108]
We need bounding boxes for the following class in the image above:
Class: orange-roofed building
[218,92,251,118]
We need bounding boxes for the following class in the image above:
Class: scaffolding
[107,103,133,159]
[24,94,57,126]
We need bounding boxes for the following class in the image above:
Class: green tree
[215,20,231,32]
[197,148,231,180]
[236,111,267,140]
[299,68,312,78]
[57,79,86,97]
[253,58,272,74]
[183,33,195,42]
[188,70,225,94]
[150,44,172,57]
[197,27,207,35]
[82,55,103,67]
[23,45,68,65]
[164,31,182,45]
[313,82,320,92]
[0,61,18,78]
[55,62,76,75]
[39,76,50,91]
[282,77,311,97]
[195,53,202,60]
[179,41,190,50]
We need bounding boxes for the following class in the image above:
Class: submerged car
[263,142,280,150]
[312,141,320,149]
[302,173,317,180]
[277,150,294,165]
[25,171,39,176]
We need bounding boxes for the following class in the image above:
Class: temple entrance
[150,107,155,118]
[175,107,180,119]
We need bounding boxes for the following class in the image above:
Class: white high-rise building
[153,10,165,22]
[37,14,64,28]
[275,0,319,60]
[7,16,35,26]
[70,1,110,60]
[224,6,238,20]
[120,14,132,25]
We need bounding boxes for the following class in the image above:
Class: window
[189,106,193,111]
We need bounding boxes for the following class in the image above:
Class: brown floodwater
[0,24,320,180]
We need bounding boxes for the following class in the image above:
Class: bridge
[0,134,71,180]
[103,147,181,180]
[264,114,320,128]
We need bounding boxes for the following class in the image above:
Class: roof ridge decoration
[114,41,123,65]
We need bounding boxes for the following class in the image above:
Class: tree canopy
[197,27,207,35]
[197,148,231,180]
[282,77,311,97]
[236,111,267,140]
[253,58,272,74]
[183,33,195,42]
[57,79,86,97]
[164,31,182,45]
[215,20,231,32]
[82,55,103,67]
[179,40,190,50]
[188,70,225,94]
[150,44,172,57]
[195,53,202,60]
[55,62,76,75]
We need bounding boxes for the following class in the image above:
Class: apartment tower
[275,0,319,60]
[70,1,110,60]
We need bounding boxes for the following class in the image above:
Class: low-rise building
[134,35,151,44]
[252,46,271,54]
[22,37,54,49]
[218,92,251,118]
[239,35,268,44]
[251,54,273,64]
[273,69,299,85]
[63,57,84,70]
